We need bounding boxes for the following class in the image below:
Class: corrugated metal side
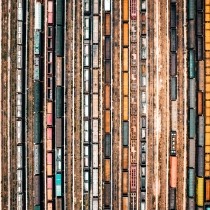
[188,139,195,168]
[196,177,204,207]
[198,91,203,115]
[198,116,204,146]
[189,50,195,78]
[189,108,196,138]
[123,121,129,146]
[104,110,110,133]
[104,159,110,181]
[123,0,129,21]
[105,85,110,109]
[122,147,128,170]
[56,87,64,117]
[56,26,64,56]
[188,168,195,197]
[56,0,64,25]
[189,79,196,108]
[104,183,111,206]
[56,118,62,147]
[34,113,41,144]
[197,146,204,177]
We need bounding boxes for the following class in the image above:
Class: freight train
[17,0,26,208]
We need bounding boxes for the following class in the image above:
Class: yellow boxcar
[205,42,210,51]
[207,117,210,124]
[206,52,210,58]
[104,110,111,133]
[206,84,210,91]
[206,145,210,153]
[206,107,210,117]
[206,0,210,5]
[123,48,129,72]
[104,159,111,182]
[123,0,129,22]
[206,93,210,100]
[206,154,210,162]
[206,13,210,22]
[206,67,210,75]
[206,76,210,83]
[207,23,210,30]
[196,177,204,207]
[205,162,210,177]
[206,29,210,38]
[123,23,129,46]
[206,133,210,145]
[122,171,128,194]
[206,6,210,13]
[206,126,210,133]
[123,72,129,96]
[123,96,129,121]
[207,59,210,68]
[207,101,210,107]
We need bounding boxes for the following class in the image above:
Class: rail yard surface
[0,0,209,209]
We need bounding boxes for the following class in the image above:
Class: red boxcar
[130,164,137,192]
[130,0,137,20]
[47,177,53,189]
[47,113,53,126]
[47,152,52,164]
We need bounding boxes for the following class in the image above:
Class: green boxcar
[188,0,195,20]
[56,173,62,196]
[56,86,64,117]
[189,108,195,138]
[189,50,195,78]
[105,134,111,157]
[56,0,64,25]
[123,121,129,146]
[34,81,41,112]
[56,26,64,56]
[188,168,195,197]
[34,112,41,144]
[34,31,41,55]
[34,206,41,210]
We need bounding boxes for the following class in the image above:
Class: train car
[122,171,128,194]
[92,119,98,143]
[188,0,195,20]
[170,156,177,188]
[93,0,99,14]
[123,23,129,46]
[56,148,62,172]
[92,144,98,168]
[197,91,203,115]
[93,16,99,44]
[105,13,111,36]
[189,108,196,138]
[56,118,62,147]
[105,37,111,60]
[198,116,204,146]
[123,122,129,146]
[130,164,137,192]
[34,113,41,144]
[197,146,204,177]
[93,45,99,68]
[188,139,195,168]
[56,87,64,117]
[17,145,23,169]
[187,197,195,209]
[16,120,22,145]
[84,42,90,67]
[17,21,23,45]
[122,147,128,170]
[170,3,177,28]
[84,145,89,168]
[123,0,129,22]
[104,159,111,182]
[93,169,99,197]
[56,173,62,196]
[17,0,23,21]
[197,36,204,61]
[92,94,98,118]
[170,29,177,52]
[17,45,23,69]
[122,197,128,210]
[47,152,53,176]
[84,94,89,118]
[170,53,177,76]
[189,79,196,108]
[198,61,204,91]
[188,20,195,49]
[17,194,23,209]
[196,177,204,207]
[56,0,64,26]
[56,26,64,56]
[105,134,111,157]
[34,81,41,112]
[104,183,111,206]
[105,85,111,109]
[34,175,40,205]
[104,110,111,133]
[170,131,176,156]
[169,188,176,210]
[34,145,40,175]
[104,0,111,12]
[188,50,195,78]
[188,168,195,198]
[84,171,89,193]
[84,121,89,143]
[123,96,129,120]
[47,127,53,151]
[130,0,137,20]
[17,169,23,193]
[170,76,177,101]
[84,0,91,14]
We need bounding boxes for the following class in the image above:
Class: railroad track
[1,0,9,208]
[112,0,121,209]
[27,0,35,208]
[65,0,73,208]
[73,0,82,209]
[10,0,18,207]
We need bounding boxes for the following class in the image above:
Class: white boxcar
[93,16,99,44]
[93,45,99,68]
[84,17,90,40]
[104,0,111,11]
[16,93,22,106]
[92,169,98,197]
[17,70,22,93]
[17,146,23,169]
[17,45,23,69]
[84,68,89,93]
[17,194,23,210]
[16,120,22,144]
[141,92,146,103]
[17,7,23,21]
[84,120,89,142]
[16,105,22,118]
[93,0,99,14]
[17,170,23,193]
[92,94,98,118]
[92,70,98,94]
[84,94,89,118]
[92,119,98,143]
[84,43,90,67]
[92,144,98,168]
[35,2,42,30]
[17,21,23,45]
[92,198,99,210]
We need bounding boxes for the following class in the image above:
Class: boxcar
[188,139,195,168]
[122,172,128,194]
[170,53,177,76]
[197,146,204,177]
[196,177,204,207]
[170,156,177,188]
[188,20,195,49]
[104,159,111,182]
[169,188,176,210]
[105,85,111,109]
[104,183,111,206]
[188,168,195,197]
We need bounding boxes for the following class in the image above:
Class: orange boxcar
[105,85,111,109]
[170,156,177,188]
[104,159,111,181]
[197,91,203,115]
[122,147,128,170]
[104,110,111,133]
